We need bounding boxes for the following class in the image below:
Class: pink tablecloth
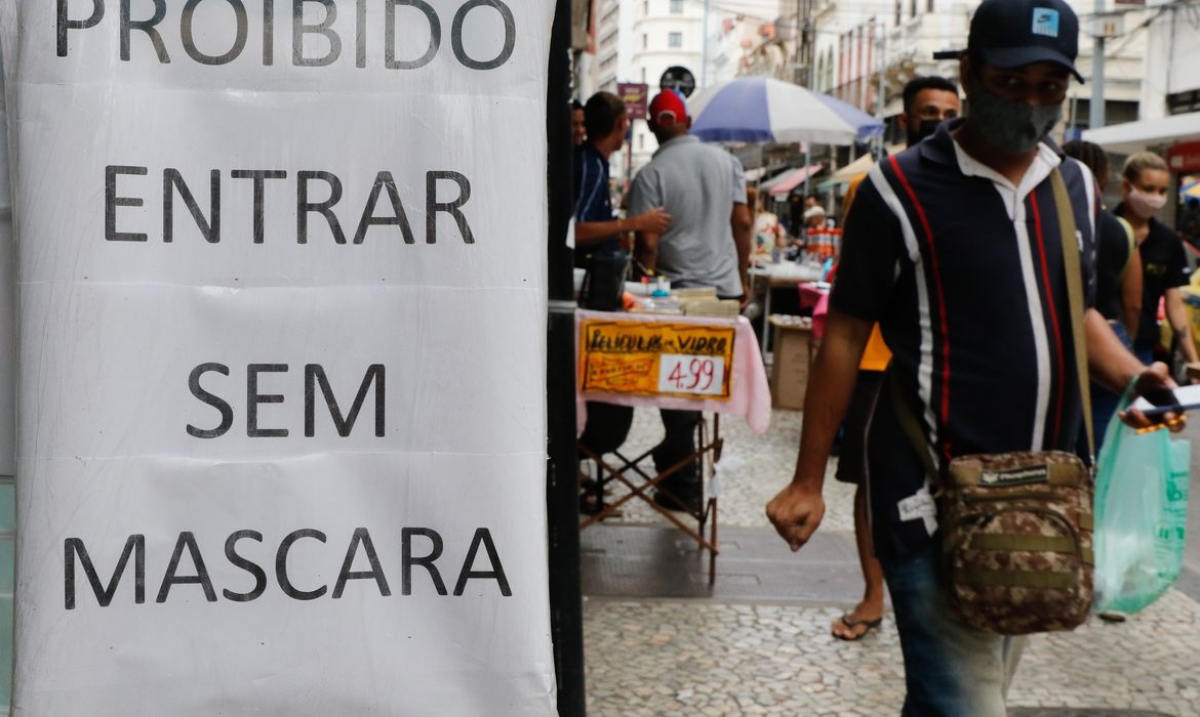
[575,309,772,435]
[798,282,827,311]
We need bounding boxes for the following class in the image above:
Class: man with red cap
[766,0,1183,713]
[629,89,753,513]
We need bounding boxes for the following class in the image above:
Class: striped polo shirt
[830,120,1099,560]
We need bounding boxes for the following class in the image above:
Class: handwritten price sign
[658,355,726,396]
[579,318,735,399]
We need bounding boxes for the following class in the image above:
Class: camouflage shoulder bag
[892,168,1095,635]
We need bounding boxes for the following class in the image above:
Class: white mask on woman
[1124,187,1168,219]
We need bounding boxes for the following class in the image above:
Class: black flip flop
[832,614,883,641]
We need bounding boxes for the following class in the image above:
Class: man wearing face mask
[901,76,962,149]
[767,0,1181,713]
[1115,151,1199,369]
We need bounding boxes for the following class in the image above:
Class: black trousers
[578,403,699,489]
[652,408,700,488]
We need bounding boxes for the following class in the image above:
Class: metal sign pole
[546,0,585,712]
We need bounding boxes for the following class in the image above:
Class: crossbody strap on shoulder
[1051,167,1094,464]
[892,168,1094,480]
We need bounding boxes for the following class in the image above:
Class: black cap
[968,0,1084,83]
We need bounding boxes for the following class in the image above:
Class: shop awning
[829,152,877,184]
[758,165,804,191]
[760,163,824,196]
[816,145,905,193]
[1082,111,1200,155]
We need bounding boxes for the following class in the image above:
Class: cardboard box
[768,315,813,410]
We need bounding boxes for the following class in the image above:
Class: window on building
[642,33,648,49]
[1168,90,1200,115]
[669,31,682,47]
[894,0,901,24]
[643,0,648,15]
[910,0,917,17]
[926,0,934,11]
[670,0,682,13]
[641,67,647,82]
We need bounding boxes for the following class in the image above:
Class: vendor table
[575,309,771,582]
[749,262,822,353]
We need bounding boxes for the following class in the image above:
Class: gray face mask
[967,78,1062,154]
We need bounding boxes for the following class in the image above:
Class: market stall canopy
[1082,111,1200,155]
[760,164,824,195]
[688,77,884,146]
[829,153,877,184]
[815,145,905,192]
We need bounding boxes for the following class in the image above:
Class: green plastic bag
[1093,390,1190,615]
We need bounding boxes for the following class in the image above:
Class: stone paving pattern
[581,408,1200,716]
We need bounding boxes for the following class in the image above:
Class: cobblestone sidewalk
[581,408,1200,716]
[584,594,1200,716]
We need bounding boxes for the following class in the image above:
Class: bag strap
[889,372,940,481]
[890,168,1095,480]
[1115,215,1136,280]
[1050,167,1095,464]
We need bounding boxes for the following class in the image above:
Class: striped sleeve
[829,167,905,323]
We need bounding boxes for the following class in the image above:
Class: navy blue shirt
[573,144,620,256]
[1093,211,1133,323]
[1112,208,1191,347]
[831,121,1099,559]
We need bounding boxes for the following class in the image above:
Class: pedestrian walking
[766,0,1183,714]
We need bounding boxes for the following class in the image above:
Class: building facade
[806,0,1145,145]
[1139,0,1200,120]
[624,0,705,171]
[579,0,783,177]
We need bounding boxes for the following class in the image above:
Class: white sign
[0,1,556,714]
[657,354,727,397]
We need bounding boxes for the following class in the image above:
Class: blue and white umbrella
[688,77,884,145]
